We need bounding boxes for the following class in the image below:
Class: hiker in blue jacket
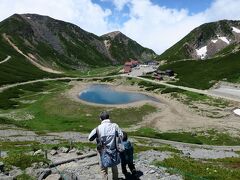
[88,111,123,180]
[120,131,136,177]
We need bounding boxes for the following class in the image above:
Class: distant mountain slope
[0,13,112,71]
[0,13,156,85]
[0,34,60,86]
[0,14,156,70]
[101,31,156,63]
[158,20,240,62]
[159,50,240,89]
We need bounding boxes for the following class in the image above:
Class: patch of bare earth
[65,81,240,135]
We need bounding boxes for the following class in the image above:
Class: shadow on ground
[119,170,143,180]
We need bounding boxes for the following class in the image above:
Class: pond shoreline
[78,84,160,105]
[65,81,162,108]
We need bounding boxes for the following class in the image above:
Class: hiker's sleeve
[88,128,97,141]
[115,124,123,139]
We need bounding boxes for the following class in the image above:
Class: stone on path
[45,174,61,180]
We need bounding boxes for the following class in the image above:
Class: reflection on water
[79,84,159,105]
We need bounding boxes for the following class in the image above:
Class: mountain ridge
[158,19,240,61]
[0,13,156,71]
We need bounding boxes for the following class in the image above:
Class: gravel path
[128,75,240,103]
[0,55,11,64]
[3,33,62,74]
[48,150,182,180]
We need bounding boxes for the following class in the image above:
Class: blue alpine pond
[79,84,159,105]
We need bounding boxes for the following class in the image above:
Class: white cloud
[204,0,240,21]
[0,0,113,35]
[119,0,205,53]
[117,0,240,54]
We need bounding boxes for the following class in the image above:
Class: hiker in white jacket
[88,111,123,180]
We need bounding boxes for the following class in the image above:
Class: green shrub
[161,87,186,94]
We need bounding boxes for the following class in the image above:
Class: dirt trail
[2,33,62,74]
[131,76,240,102]
[0,55,11,64]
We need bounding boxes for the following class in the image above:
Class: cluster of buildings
[153,69,174,80]
[123,59,159,73]
[123,59,174,80]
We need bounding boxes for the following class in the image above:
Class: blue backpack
[97,128,121,168]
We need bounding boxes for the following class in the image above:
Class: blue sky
[0,0,240,53]
[151,0,212,14]
[93,0,213,26]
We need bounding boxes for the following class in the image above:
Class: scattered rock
[50,150,58,156]
[76,150,83,155]
[148,169,156,174]
[0,174,13,180]
[60,147,70,153]
[37,169,51,180]
[181,148,239,159]
[9,167,23,178]
[45,174,61,180]
[61,171,79,180]
[160,174,182,180]
[69,148,77,153]
[34,149,44,155]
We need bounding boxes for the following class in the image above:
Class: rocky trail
[37,149,181,180]
[1,128,240,179]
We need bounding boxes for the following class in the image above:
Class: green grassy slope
[0,36,60,86]
[0,14,112,69]
[159,51,240,89]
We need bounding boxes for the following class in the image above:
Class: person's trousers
[121,162,136,174]
[101,165,118,180]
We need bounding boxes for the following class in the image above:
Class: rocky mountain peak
[101,31,125,40]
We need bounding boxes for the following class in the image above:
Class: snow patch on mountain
[212,36,230,44]
[218,36,230,44]
[211,39,218,43]
[196,46,207,59]
[232,26,240,33]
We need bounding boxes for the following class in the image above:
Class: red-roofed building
[124,65,131,73]
[123,59,139,73]
[130,60,139,67]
